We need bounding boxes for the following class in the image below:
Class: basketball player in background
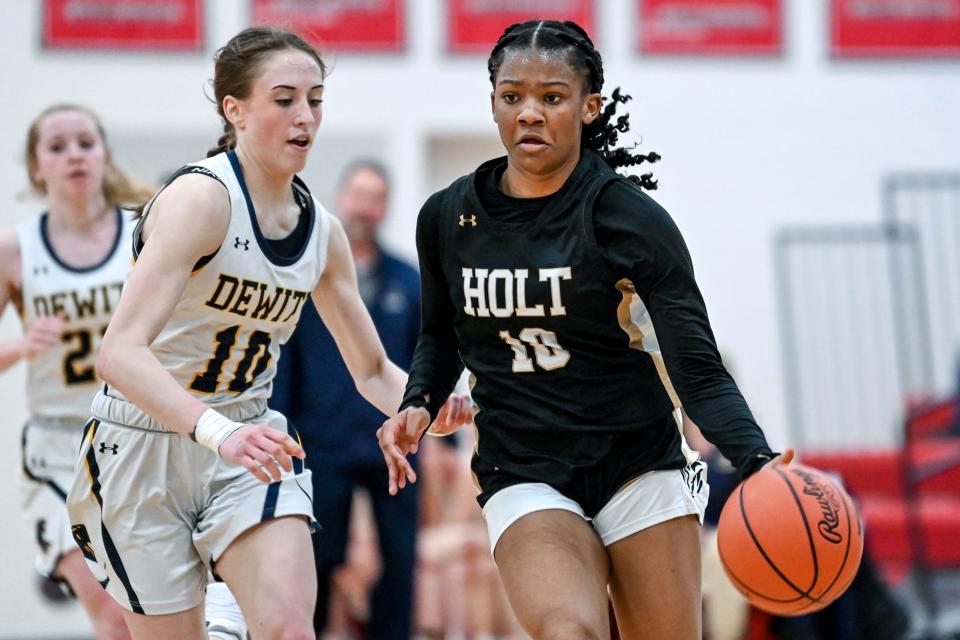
[1,104,251,640]
[379,19,792,639]
[65,27,469,639]
[0,104,150,639]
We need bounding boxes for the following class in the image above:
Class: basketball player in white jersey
[0,104,152,639]
[66,28,469,639]
[2,104,250,640]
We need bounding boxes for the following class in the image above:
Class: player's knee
[533,614,604,640]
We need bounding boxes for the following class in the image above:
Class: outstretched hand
[219,423,306,484]
[377,393,474,495]
[377,407,430,495]
[23,315,64,359]
[430,393,473,436]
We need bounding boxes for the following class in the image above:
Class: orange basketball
[717,463,864,616]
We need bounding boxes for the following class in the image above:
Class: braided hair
[488,20,659,190]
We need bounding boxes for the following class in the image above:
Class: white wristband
[193,408,245,455]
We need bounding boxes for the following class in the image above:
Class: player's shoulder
[158,156,231,206]
[0,226,22,288]
[162,170,229,208]
[306,195,333,244]
[420,188,446,213]
[419,166,482,223]
[416,187,453,231]
[421,178,462,211]
[140,165,231,257]
[600,177,670,219]
[596,177,681,238]
[148,168,231,240]
[0,226,21,264]
[0,224,23,249]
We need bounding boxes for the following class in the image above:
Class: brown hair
[207,26,327,158]
[24,104,154,207]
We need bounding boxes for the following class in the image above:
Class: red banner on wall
[252,0,404,52]
[448,0,595,53]
[42,0,203,50]
[638,0,782,55]
[831,0,960,57]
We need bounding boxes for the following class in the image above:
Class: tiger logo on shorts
[71,524,97,563]
[680,461,705,498]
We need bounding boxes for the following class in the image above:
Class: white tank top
[17,209,132,419]
[105,151,331,411]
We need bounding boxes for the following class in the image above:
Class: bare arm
[0,316,64,372]
[0,229,25,371]
[0,229,60,373]
[312,217,473,493]
[0,343,23,371]
[95,174,229,435]
[311,216,407,416]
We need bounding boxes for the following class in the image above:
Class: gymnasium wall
[0,2,957,636]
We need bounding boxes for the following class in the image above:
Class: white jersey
[17,209,132,419]
[104,151,331,412]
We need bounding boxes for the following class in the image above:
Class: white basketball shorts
[482,461,710,553]
[66,395,314,615]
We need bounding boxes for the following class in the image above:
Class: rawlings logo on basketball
[794,469,843,544]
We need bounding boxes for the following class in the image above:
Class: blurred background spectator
[272,160,422,638]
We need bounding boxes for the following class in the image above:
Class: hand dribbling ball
[717,463,863,616]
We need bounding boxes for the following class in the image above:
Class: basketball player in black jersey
[379,19,792,640]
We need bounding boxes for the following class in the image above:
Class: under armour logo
[458,214,477,227]
[234,237,250,250]
[33,265,49,276]
[98,443,119,455]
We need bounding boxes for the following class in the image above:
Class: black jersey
[402,150,773,484]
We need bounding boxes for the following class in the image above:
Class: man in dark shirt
[272,160,421,638]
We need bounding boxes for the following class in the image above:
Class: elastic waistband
[91,391,268,433]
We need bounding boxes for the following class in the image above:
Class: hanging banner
[42,0,203,50]
[638,0,782,55]
[252,0,405,52]
[831,0,960,57]
[448,0,595,53]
